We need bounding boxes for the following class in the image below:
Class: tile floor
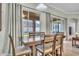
[63,40,79,56]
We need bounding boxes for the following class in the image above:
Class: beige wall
[0,4,8,54]
[77,19,79,33]
[40,12,47,34]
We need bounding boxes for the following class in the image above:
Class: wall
[67,14,79,34]
[0,4,8,54]
[40,12,47,34]
[69,20,76,35]
[77,19,79,33]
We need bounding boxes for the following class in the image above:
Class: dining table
[22,39,44,56]
[22,35,65,56]
[72,37,79,48]
[22,35,55,56]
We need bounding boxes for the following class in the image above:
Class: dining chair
[29,32,45,44]
[36,34,55,56]
[54,33,64,56]
[72,37,79,47]
[29,32,45,56]
[9,35,31,56]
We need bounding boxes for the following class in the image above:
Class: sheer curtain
[2,3,22,55]
[2,3,13,55]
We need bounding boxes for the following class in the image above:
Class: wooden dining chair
[9,35,31,56]
[36,35,55,56]
[72,33,79,46]
[29,32,45,43]
[29,32,45,55]
[54,33,64,56]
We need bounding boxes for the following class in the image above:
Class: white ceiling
[45,3,79,14]
[22,3,79,14]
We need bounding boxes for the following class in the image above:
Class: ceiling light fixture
[36,3,47,11]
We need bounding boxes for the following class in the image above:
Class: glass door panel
[35,20,40,32]
[22,8,40,42]
[35,20,40,41]
[51,18,64,34]
[22,19,33,42]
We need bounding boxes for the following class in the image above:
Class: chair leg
[42,52,45,56]
[35,49,37,56]
[54,50,56,56]
[53,51,55,56]
[26,54,28,56]
[56,50,59,56]
[36,49,42,56]
[29,52,31,56]
[52,51,54,56]
[60,47,62,56]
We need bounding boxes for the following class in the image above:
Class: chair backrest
[29,32,45,41]
[55,33,64,46]
[29,32,36,41]
[43,34,55,54]
[9,35,15,56]
[44,35,54,43]
[75,33,79,38]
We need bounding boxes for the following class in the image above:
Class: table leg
[72,40,76,46]
[32,45,36,56]
[72,39,74,46]
[75,40,79,48]
[75,40,76,46]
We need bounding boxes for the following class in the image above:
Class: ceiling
[22,3,79,14]
[45,3,79,14]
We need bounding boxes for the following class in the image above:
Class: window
[35,20,40,32]
[22,19,33,33]
[51,18,64,34]
[15,6,40,46]
[52,22,59,33]
[22,9,40,42]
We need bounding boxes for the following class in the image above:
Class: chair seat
[36,43,53,54]
[15,46,31,56]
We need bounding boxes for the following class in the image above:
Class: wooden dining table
[22,40,43,56]
[22,35,65,56]
[72,37,79,47]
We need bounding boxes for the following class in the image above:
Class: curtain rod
[18,3,67,19]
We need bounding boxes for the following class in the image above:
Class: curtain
[2,3,13,55]
[2,3,21,55]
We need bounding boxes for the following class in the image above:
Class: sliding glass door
[35,20,40,32]
[22,8,40,42]
[51,18,64,34]
[15,5,40,46]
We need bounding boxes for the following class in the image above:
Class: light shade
[36,3,47,11]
